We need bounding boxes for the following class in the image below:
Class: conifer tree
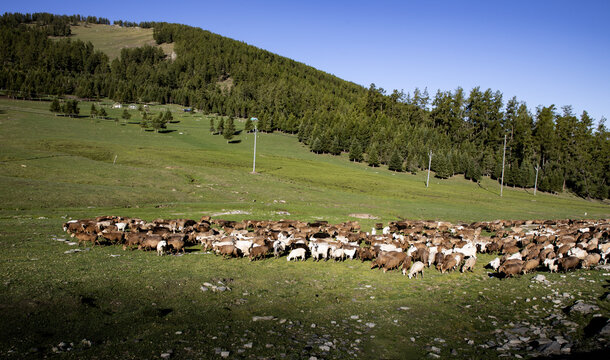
[89,103,97,118]
[223,117,236,142]
[98,107,107,119]
[244,118,253,133]
[311,137,323,154]
[388,149,402,171]
[328,135,340,155]
[367,143,380,167]
[163,109,173,122]
[50,98,61,114]
[210,118,215,133]
[121,109,131,120]
[348,138,363,162]
[216,118,225,134]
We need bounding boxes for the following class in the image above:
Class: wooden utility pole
[534,164,539,196]
[500,134,507,197]
[426,150,432,188]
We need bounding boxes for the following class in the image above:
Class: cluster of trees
[49,98,79,117]
[112,20,154,28]
[210,117,237,142]
[1,13,608,198]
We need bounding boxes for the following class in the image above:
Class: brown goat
[558,256,580,271]
[249,245,270,261]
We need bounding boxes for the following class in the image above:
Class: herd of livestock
[62,216,610,278]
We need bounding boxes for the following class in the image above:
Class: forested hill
[0,13,608,199]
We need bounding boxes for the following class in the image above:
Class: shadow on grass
[228,139,242,144]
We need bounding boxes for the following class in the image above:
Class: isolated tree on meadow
[98,107,107,119]
[163,109,173,122]
[151,112,167,132]
[121,109,131,121]
[140,112,149,130]
[50,98,61,114]
[89,103,97,118]
[223,117,236,142]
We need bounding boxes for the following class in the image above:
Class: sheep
[331,247,345,261]
[74,232,98,246]
[310,243,330,261]
[558,256,580,271]
[139,235,162,251]
[567,247,588,260]
[582,253,601,268]
[235,240,253,257]
[343,248,357,260]
[217,244,240,258]
[521,259,540,274]
[381,252,407,273]
[167,237,186,254]
[272,240,285,258]
[544,258,558,273]
[401,255,413,274]
[157,240,167,256]
[287,248,306,261]
[441,257,458,273]
[358,247,375,261]
[461,256,476,273]
[486,257,501,271]
[116,222,127,232]
[405,261,425,279]
[498,262,522,278]
[249,245,271,261]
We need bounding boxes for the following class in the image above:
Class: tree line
[0,13,607,198]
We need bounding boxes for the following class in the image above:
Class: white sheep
[405,261,425,279]
[287,248,306,261]
[461,256,476,272]
[157,240,167,256]
[487,257,501,271]
[343,248,357,260]
[116,222,127,232]
[331,248,345,261]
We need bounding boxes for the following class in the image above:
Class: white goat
[287,248,306,261]
[405,261,425,279]
[157,240,167,256]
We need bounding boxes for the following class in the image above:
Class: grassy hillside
[0,99,609,359]
[68,23,174,60]
[0,98,608,224]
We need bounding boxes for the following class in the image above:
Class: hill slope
[0,98,607,223]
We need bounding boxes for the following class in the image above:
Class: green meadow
[0,98,608,359]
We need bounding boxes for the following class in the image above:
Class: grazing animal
[249,245,270,261]
[139,235,163,251]
[74,232,98,246]
[157,240,167,256]
[343,248,357,260]
[441,257,458,273]
[167,238,186,254]
[486,257,501,271]
[287,248,306,261]
[498,263,522,278]
[331,248,345,261]
[521,259,540,274]
[217,244,240,258]
[582,253,601,268]
[405,261,425,279]
[461,256,476,273]
[558,256,580,271]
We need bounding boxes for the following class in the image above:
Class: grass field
[68,24,173,60]
[0,98,609,359]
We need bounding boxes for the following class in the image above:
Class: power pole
[500,134,507,197]
[534,164,539,196]
[251,118,258,174]
[426,150,432,188]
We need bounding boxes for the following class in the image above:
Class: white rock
[244,342,253,348]
[319,345,330,351]
[252,316,274,321]
[350,315,359,320]
[220,351,230,358]
[366,322,376,328]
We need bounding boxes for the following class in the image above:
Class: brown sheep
[441,257,458,273]
[123,232,146,250]
[581,253,601,269]
[461,256,476,272]
[74,232,98,246]
[413,248,429,266]
[217,244,241,258]
[521,259,540,274]
[358,248,376,262]
[558,256,580,271]
[498,263,522,278]
[167,238,186,254]
[382,252,408,273]
[249,245,270,261]
[98,231,124,244]
[401,255,413,274]
[139,235,163,251]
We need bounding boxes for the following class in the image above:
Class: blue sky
[5,0,610,123]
